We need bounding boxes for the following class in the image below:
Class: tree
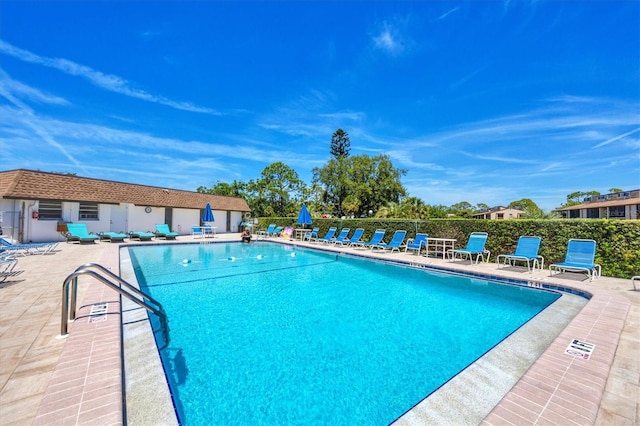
[609,188,623,193]
[253,162,306,216]
[560,190,600,208]
[448,201,475,218]
[330,129,351,159]
[508,198,542,217]
[313,154,406,218]
[197,180,247,197]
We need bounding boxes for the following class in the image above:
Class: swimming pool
[128,242,561,425]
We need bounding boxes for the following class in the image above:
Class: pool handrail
[60,263,170,348]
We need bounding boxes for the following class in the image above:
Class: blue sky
[1,1,638,211]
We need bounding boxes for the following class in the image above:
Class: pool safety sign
[565,339,595,360]
[88,302,108,323]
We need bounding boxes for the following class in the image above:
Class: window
[609,206,625,218]
[569,209,580,218]
[586,208,600,219]
[79,202,99,220]
[38,201,62,220]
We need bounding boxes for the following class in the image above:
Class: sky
[1,1,639,212]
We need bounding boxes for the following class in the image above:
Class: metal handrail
[60,266,169,348]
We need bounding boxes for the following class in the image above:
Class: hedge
[256,218,640,279]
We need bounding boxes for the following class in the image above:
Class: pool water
[129,242,560,425]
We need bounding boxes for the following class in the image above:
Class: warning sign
[565,339,595,360]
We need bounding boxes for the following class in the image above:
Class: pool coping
[31,237,632,425]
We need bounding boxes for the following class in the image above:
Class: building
[472,206,524,220]
[0,169,251,243]
[556,189,640,220]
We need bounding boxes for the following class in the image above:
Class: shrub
[257,218,640,279]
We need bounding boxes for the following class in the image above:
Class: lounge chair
[496,236,543,272]
[323,228,350,244]
[155,224,179,240]
[269,226,284,237]
[313,227,337,243]
[0,238,57,256]
[448,232,489,264]
[632,276,639,291]
[258,224,276,238]
[372,230,407,252]
[302,227,319,241]
[0,255,23,283]
[129,231,155,241]
[549,239,601,281]
[65,223,99,244]
[352,229,386,249]
[98,232,128,243]
[336,228,365,246]
[405,233,428,255]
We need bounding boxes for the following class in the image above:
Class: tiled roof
[0,169,251,212]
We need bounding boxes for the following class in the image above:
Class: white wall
[1,198,244,242]
[172,208,199,235]
[128,205,164,233]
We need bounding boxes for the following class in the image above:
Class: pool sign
[565,339,595,360]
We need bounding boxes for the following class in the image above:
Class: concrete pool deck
[0,234,638,425]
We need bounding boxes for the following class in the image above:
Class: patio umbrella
[202,203,215,223]
[296,204,312,228]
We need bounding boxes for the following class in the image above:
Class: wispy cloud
[0,40,220,115]
[435,7,460,21]
[0,68,69,105]
[593,127,640,149]
[372,19,412,56]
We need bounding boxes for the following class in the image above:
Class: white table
[425,237,456,259]
[295,228,311,240]
[192,226,216,238]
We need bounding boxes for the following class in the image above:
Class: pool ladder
[60,263,170,347]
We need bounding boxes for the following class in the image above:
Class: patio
[0,234,637,425]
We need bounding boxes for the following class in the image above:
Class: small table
[295,228,310,240]
[425,237,456,259]
[192,226,215,238]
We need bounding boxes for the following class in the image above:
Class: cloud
[0,39,220,115]
[0,68,69,105]
[372,20,411,56]
[593,127,640,149]
[435,7,460,21]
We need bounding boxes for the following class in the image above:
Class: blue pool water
[129,242,560,425]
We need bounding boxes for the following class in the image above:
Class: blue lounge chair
[269,226,284,237]
[352,229,386,249]
[0,255,23,283]
[448,232,489,264]
[65,223,99,244]
[313,227,336,243]
[258,224,276,237]
[129,231,155,241]
[323,228,350,244]
[0,238,57,256]
[405,233,428,255]
[98,232,128,243]
[496,236,543,272]
[302,227,319,241]
[372,230,407,252]
[549,239,601,281]
[155,224,179,240]
[336,228,365,246]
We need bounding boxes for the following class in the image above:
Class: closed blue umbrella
[202,203,215,223]
[296,204,312,227]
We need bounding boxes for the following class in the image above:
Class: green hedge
[257,218,640,279]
